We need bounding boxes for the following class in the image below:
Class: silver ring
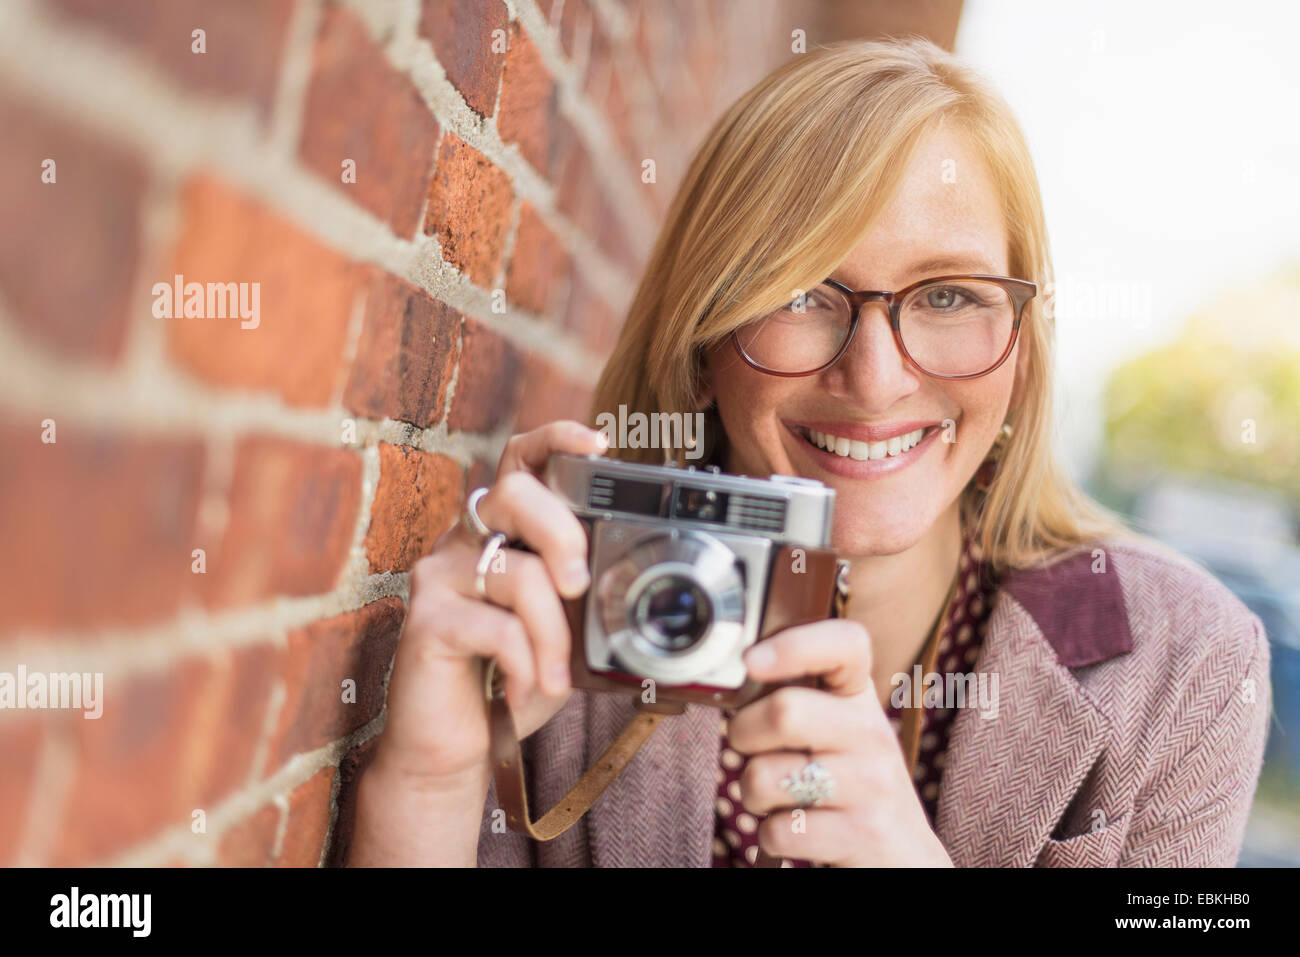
[780,759,836,808]
[463,486,492,540]
[474,532,508,600]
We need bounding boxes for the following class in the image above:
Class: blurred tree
[1100,261,1300,503]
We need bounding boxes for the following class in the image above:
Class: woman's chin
[831,516,931,557]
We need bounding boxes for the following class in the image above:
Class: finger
[476,471,591,598]
[475,549,572,696]
[743,619,872,695]
[738,751,876,815]
[496,420,607,479]
[756,808,853,866]
[410,587,539,711]
[727,686,876,755]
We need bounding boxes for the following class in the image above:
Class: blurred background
[0,0,1294,866]
[958,0,1300,865]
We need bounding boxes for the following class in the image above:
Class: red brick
[603,67,639,162]
[513,355,593,433]
[545,111,584,187]
[55,644,279,864]
[448,319,523,433]
[218,803,281,867]
[0,418,204,635]
[202,438,361,611]
[52,0,294,120]
[300,5,439,238]
[564,274,622,357]
[424,134,512,286]
[630,1,656,73]
[594,189,638,273]
[0,93,146,360]
[165,176,363,408]
[0,719,43,865]
[186,643,282,800]
[685,5,721,105]
[343,272,462,429]
[558,0,592,60]
[554,131,599,236]
[584,19,614,105]
[419,0,509,118]
[324,736,379,867]
[276,766,336,867]
[507,203,571,317]
[497,26,556,173]
[364,443,464,573]
[266,597,405,769]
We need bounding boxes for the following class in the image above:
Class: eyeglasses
[731,274,1037,379]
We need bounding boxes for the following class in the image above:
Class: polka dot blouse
[712,530,998,867]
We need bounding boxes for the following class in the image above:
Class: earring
[974,422,1014,492]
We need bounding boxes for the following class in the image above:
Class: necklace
[835,542,964,775]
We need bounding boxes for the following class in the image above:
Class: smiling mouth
[796,424,940,462]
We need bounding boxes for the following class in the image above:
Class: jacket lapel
[934,583,1115,866]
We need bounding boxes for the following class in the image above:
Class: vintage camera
[544,453,843,709]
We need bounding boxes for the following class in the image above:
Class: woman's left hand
[728,619,955,867]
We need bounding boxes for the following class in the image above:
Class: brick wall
[0,0,958,866]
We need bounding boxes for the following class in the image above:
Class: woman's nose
[822,302,922,408]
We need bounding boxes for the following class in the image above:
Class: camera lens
[633,575,712,653]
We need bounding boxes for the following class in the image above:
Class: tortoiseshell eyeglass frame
[731,274,1038,380]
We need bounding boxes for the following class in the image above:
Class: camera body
[544,453,842,710]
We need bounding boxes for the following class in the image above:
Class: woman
[348,37,1270,867]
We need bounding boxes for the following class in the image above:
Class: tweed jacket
[476,535,1272,867]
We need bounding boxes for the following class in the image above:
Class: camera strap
[484,657,672,842]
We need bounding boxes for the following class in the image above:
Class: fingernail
[593,430,609,451]
[746,643,775,672]
[564,559,591,595]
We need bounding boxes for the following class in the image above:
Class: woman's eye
[926,286,962,308]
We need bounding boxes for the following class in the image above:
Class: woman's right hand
[369,420,608,796]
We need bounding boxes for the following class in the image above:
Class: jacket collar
[935,546,1134,865]
[997,548,1134,667]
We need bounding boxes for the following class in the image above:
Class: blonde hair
[591,37,1128,571]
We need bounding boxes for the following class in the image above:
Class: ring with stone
[474,532,508,601]
[463,486,492,541]
[780,759,836,808]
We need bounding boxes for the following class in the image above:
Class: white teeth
[805,427,927,461]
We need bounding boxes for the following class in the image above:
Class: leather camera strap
[485,661,668,842]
